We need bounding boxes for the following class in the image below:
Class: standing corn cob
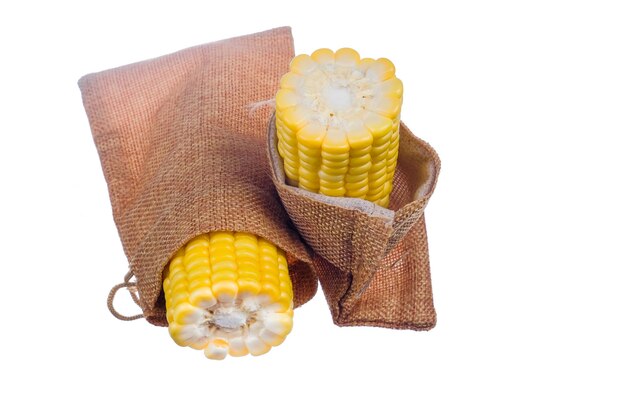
[163,232,294,360]
[275,48,403,208]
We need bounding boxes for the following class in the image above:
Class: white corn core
[297,65,375,129]
[322,85,353,113]
[212,307,248,330]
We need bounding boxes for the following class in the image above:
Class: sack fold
[268,115,440,330]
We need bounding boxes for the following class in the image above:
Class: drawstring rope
[107,270,144,321]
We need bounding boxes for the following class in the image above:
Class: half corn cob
[163,232,294,360]
[275,48,403,208]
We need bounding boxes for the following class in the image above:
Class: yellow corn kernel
[275,48,403,207]
[163,232,294,360]
[311,48,335,65]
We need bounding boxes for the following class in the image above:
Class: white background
[1,1,624,416]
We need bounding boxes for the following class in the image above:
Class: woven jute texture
[268,115,440,330]
[78,27,318,326]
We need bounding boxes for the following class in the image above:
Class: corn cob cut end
[163,232,294,360]
[276,48,403,208]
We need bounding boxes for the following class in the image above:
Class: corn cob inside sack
[275,48,403,208]
[163,232,294,360]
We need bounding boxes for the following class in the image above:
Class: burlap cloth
[79,27,440,330]
[268,114,440,330]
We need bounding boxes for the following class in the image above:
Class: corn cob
[275,48,403,208]
[163,232,294,360]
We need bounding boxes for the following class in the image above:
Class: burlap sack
[268,115,440,330]
[78,27,318,326]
